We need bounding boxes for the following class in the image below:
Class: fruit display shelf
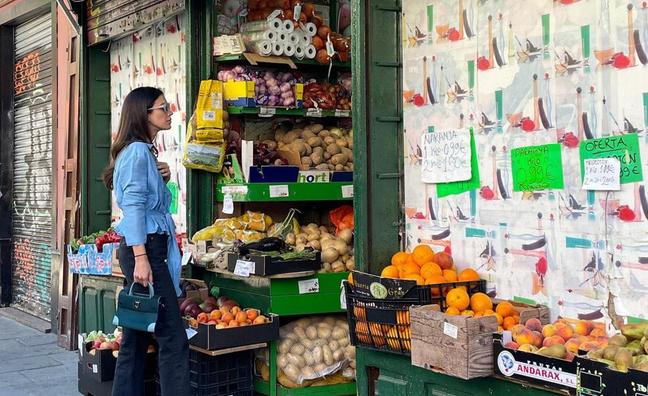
[227,106,351,118]
[216,182,353,202]
[203,271,352,396]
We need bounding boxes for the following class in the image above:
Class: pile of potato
[263,123,353,172]
[285,223,354,273]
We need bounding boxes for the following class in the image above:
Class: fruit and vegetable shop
[60,0,648,395]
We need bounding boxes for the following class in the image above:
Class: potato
[338,229,353,244]
[302,130,316,139]
[283,131,300,144]
[262,140,278,150]
[277,354,289,369]
[301,156,313,166]
[333,349,344,361]
[275,130,286,141]
[315,164,329,171]
[338,335,350,347]
[307,232,320,241]
[345,258,355,271]
[318,325,332,340]
[301,338,315,349]
[306,325,318,340]
[304,143,313,156]
[310,124,324,133]
[331,260,345,272]
[340,147,353,160]
[332,326,347,340]
[310,152,324,166]
[307,240,321,250]
[296,234,308,245]
[331,153,348,166]
[312,346,323,364]
[285,233,296,245]
[278,339,294,354]
[334,164,344,171]
[322,345,335,366]
[307,136,323,147]
[328,340,340,351]
[312,146,324,154]
[336,139,348,148]
[283,364,301,381]
[295,243,306,252]
[321,262,332,272]
[314,363,328,373]
[322,247,339,263]
[290,343,306,355]
[333,240,349,255]
[302,366,316,379]
[304,352,316,366]
[329,127,343,138]
[319,226,329,234]
[323,152,331,160]
[318,130,331,138]
[324,136,336,146]
[291,141,307,156]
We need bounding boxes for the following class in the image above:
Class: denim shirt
[113,141,182,296]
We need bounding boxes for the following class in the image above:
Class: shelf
[254,378,356,396]
[227,106,351,118]
[215,53,351,69]
[216,182,353,202]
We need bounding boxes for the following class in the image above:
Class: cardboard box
[493,333,577,394]
[576,354,648,395]
[187,313,280,350]
[223,80,256,107]
[411,301,550,380]
[226,252,322,277]
[182,278,209,300]
[79,341,117,382]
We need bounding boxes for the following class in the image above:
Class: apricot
[254,315,268,324]
[554,322,575,342]
[531,331,544,348]
[589,327,607,338]
[504,341,520,350]
[543,335,566,347]
[564,337,581,353]
[525,318,543,332]
[222,312,234,323]
[511,324,526,337]
[235,312,247,323]
[513,328,533,345]
[246,309,259,321]
[227,320,240,327]
[574,321,592,336]
[209,310,222,321]
[542,324,557,338]
[231,306,241,315]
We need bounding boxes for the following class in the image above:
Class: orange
[446,288,470,311]
[502,316,517,330]
[495,301,514,318]
[461,310,475,317]
[399,262,421,278]
[458,268,480,282]
[412,244,435,266]
[498,326,504,332]
[470,292,493,313]
[405,254,418,267]
[381,265,400,278]
[483,309,495,315]
[347,272,354,285]
[424,274,448,296]
[494,313,503,325]
[442,269,458,282]
[401,273,425,285]
[474,312,484,318]
[391,252,410,267]
[445,306,460,316]
[434,251,454,270]
[420,262,442,279]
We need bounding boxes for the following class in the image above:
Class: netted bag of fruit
[270,315,355,385]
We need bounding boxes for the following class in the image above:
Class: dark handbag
[113,283,161,333]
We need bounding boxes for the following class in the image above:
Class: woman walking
[102,87,190,396]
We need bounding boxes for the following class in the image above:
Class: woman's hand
[157,161,170,183]
[134,255,154,287]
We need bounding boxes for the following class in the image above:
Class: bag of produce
[256,315,356,386]
[182,114,227,173]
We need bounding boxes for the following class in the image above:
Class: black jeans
[112,233,190,396]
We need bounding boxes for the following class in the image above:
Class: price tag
[181,251,192,267]
[222,193,234,214]
[443,321,458,339]
[269,185,289,198]
[234,259,255,277]
[306,108,323,117]
[268,9,282,20]
[222,185,248,195]
[341,185,354,198]
[185,328,198,339]
[197,241,207,255]
[340,279,347,309]
[293,4,302,21]
[335,109,350,118]
[326,34,335,57]
[298,278,320,294]
[78,334,85,356]
[259,107,276,117]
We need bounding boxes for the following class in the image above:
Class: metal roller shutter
[11,13,53,317]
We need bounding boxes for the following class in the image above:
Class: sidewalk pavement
[0,314,78,396]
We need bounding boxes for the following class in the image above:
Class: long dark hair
[102,87,163,189]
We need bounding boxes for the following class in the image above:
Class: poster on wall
[110,14,188,233]
[401,0,648,320]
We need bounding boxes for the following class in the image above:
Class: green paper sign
[511,143,564,191]
[168,182,179,214]
[436,130,480,198]
[579,134,643,184]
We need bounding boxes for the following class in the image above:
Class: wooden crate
[411,301,550,380]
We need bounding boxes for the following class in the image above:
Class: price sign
[306,108,323,117]
[259,107,276,117]
[341,185,354,198]
[269,185,289,198]
[443,321,458,339]
[234,260,255,277]
[298,278,320,294]
[335,109,350,118]
[222,194,234,214]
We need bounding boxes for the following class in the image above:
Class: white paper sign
[221,185,248,195]
[181,251,193,267]
[341,185,354,198]
[582,158,621,191]
[298,278,320,294]
[443,321,458,339]
[269,185,289,198]
[234,260,255,277]
[222,194,234,214]
[420,129,472,183]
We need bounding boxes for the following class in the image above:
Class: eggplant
[239,237,286,255]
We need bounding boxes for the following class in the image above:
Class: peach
[574,321,592,336]
[531,331,544,348]
[564,337,582,354]
[589,327,607,338]
[579,341,600,352]
[555,322,575,342]
[542,324,557,338]
[511,324,526,337]
[518,344,539,353]
[543,335,566,347]
[513,328,534,345]
[504,341,520,350]
[564,352,575,362]
[525,318,543,332]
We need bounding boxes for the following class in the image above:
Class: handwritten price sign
[420,128,472,183]
[511,143,564,192]
[579,134,643,184]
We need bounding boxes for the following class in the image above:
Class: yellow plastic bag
[182,115,226,173]
[195,80,224,129]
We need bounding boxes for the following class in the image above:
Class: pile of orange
[381,245,481,293]
[444,293,520,332]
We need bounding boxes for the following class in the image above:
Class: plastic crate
[189,349,253,396]
[344,280,486,356]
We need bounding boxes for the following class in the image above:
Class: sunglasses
[148,102,171,113]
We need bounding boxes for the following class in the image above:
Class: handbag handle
[128,283,155,298]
